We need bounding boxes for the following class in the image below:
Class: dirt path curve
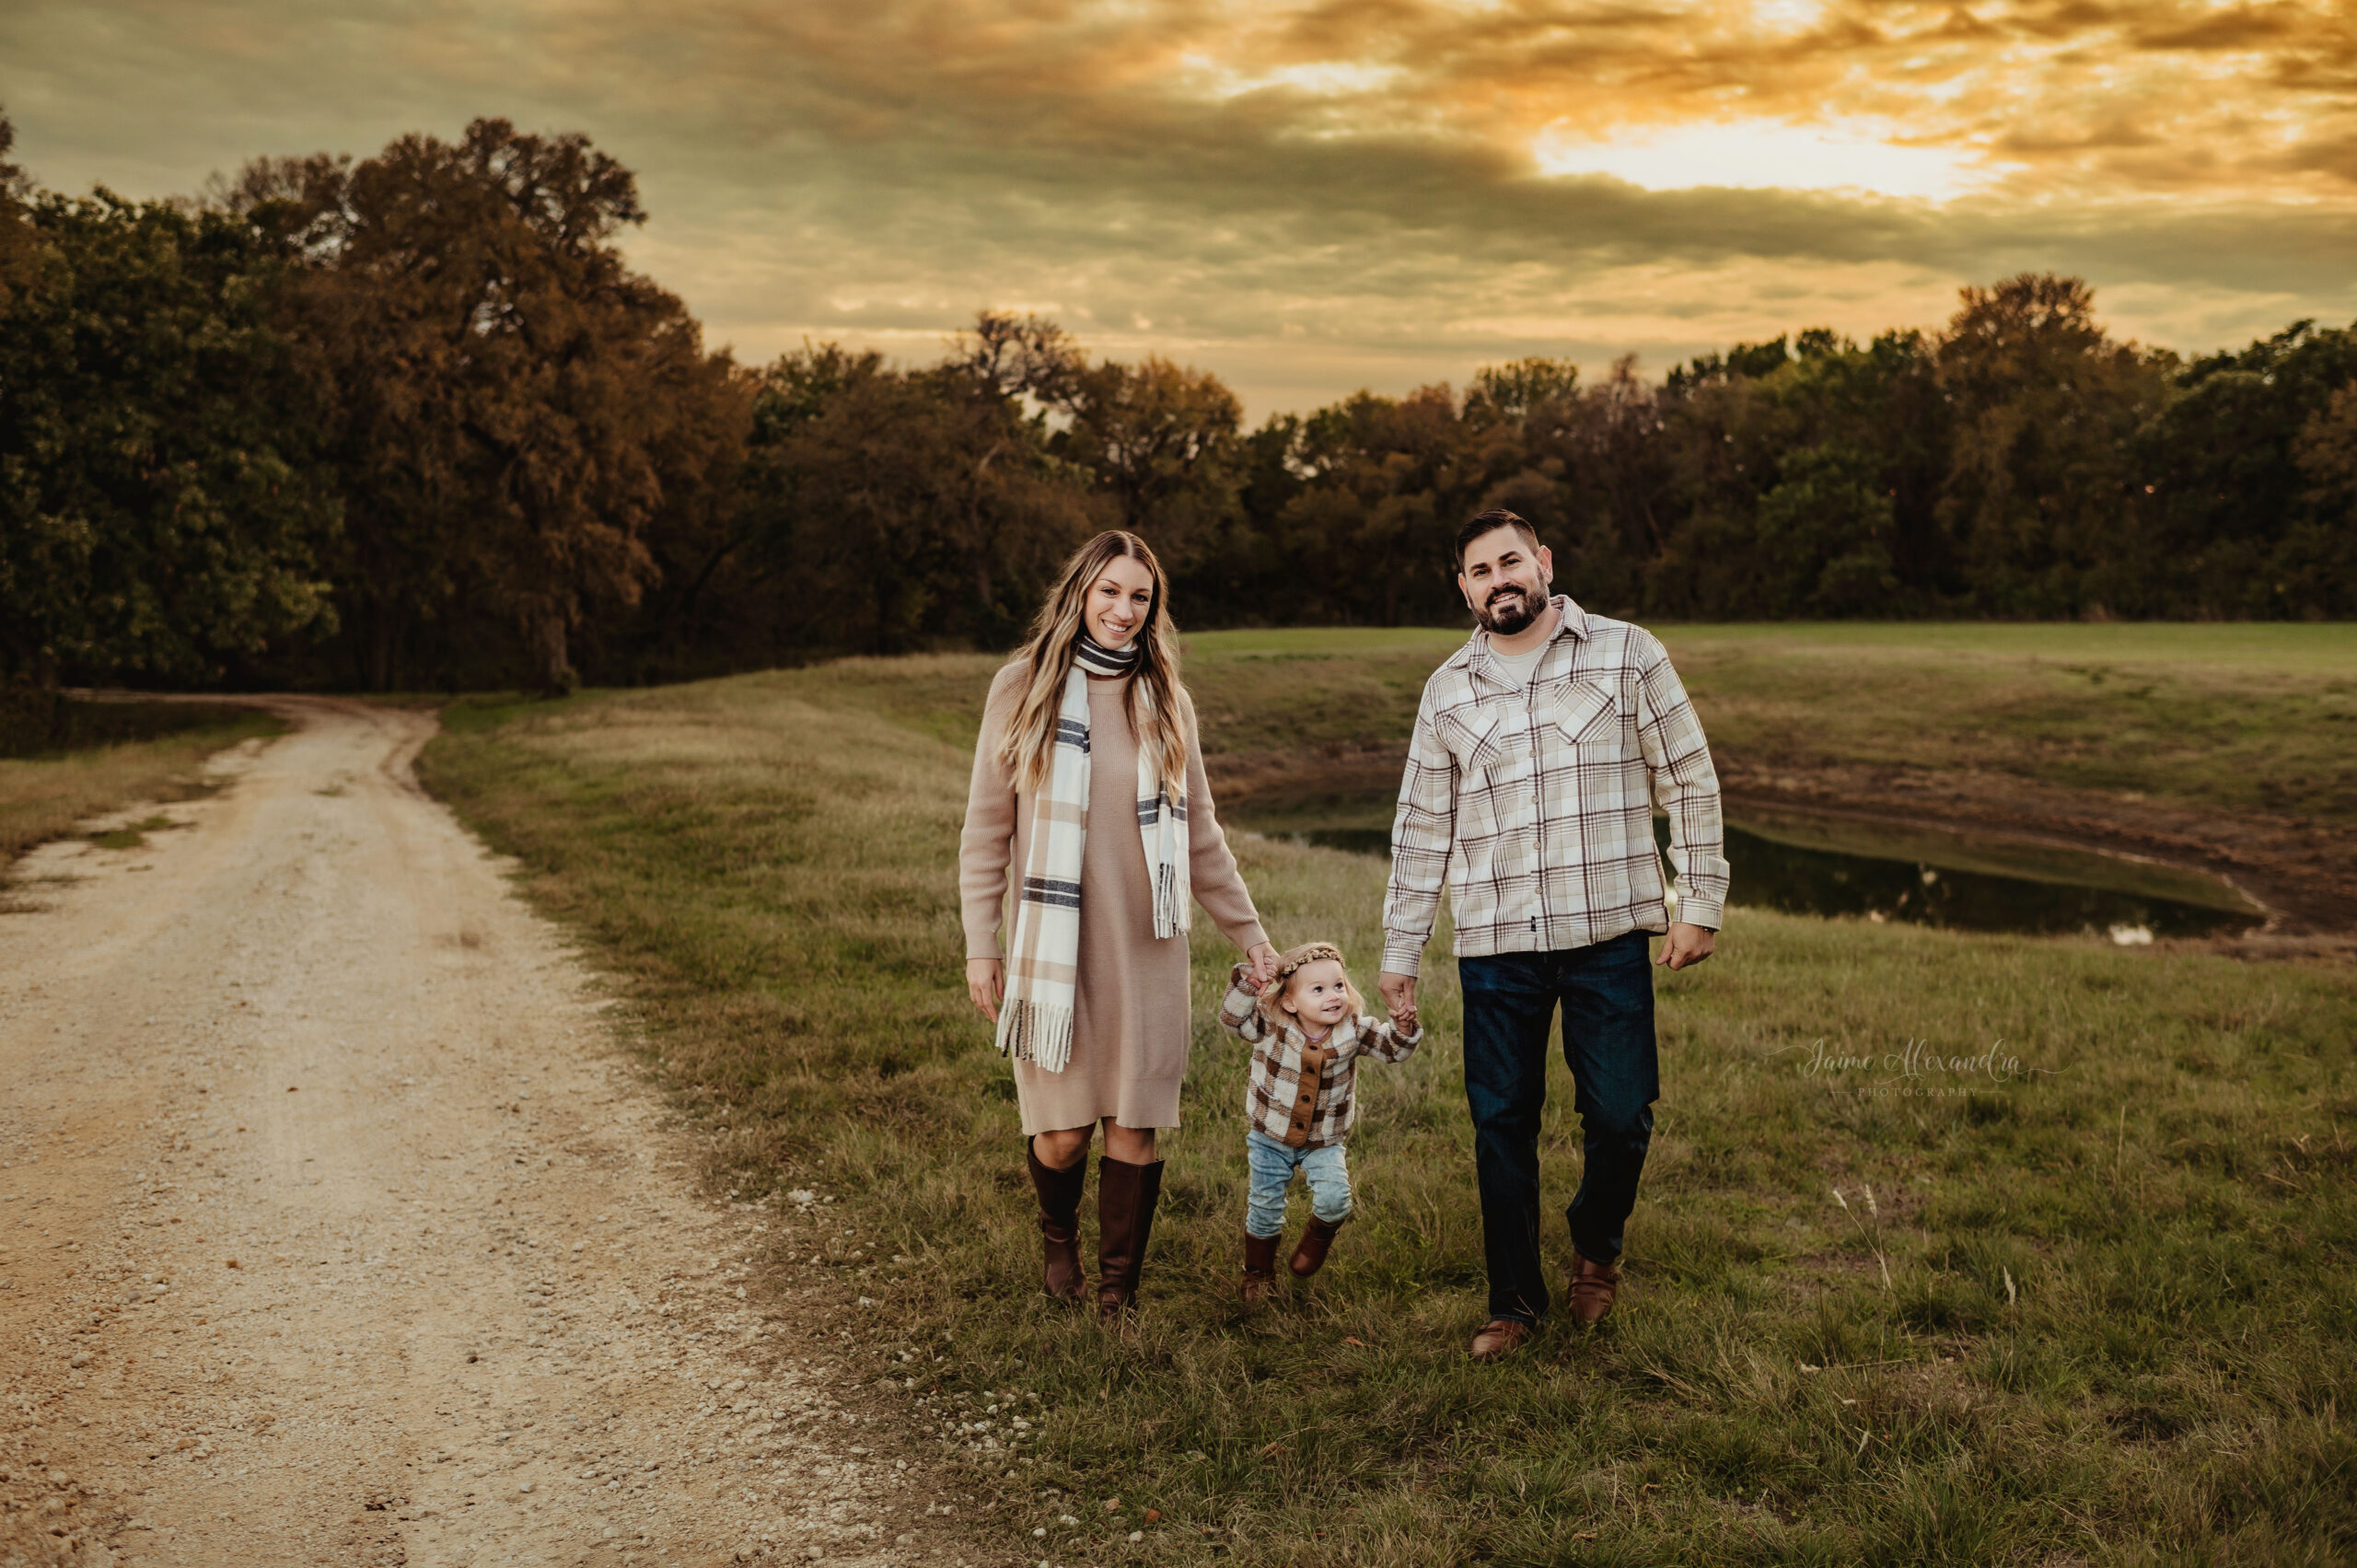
[0,700,970,1568]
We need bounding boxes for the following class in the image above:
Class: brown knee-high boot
[1025,1139,1087,1304]
[1094,1155,1165,1322]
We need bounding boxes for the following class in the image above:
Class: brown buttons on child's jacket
[1284,1046,1332,1147]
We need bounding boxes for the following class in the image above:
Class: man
[1378,508,1728,1363]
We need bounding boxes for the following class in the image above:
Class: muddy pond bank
[1208,746,2357,948]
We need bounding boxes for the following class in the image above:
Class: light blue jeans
[1245,1130,1353,1238]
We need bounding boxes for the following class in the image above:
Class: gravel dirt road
[0,701,974,1567]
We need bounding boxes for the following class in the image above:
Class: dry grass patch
[0,704,284,876]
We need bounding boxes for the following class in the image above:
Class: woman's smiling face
[1085,556,1155,650]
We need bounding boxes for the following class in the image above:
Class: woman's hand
[966,958,1004,1023]
[1244,942,1281,988]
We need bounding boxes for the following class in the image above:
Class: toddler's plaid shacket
[1380,595,1729,977]
[1216,964,1422,1149]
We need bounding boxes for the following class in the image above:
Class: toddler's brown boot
[1240,1232,1280,1307]
[1288,1214,1346,1278]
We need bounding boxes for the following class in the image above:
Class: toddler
[1217,941,1422,1304]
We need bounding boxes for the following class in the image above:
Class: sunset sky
[6,0,2353,415]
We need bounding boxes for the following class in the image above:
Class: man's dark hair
[1456,508,1540,570]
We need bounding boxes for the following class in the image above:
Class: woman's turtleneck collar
[1074,630,1142,677]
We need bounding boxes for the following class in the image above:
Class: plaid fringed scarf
[996,636,1190,1073]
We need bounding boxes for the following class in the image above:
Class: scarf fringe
[1153,861,1190,940]
[996,996,1074,1074]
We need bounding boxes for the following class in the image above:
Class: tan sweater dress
[960,663,1269,1134]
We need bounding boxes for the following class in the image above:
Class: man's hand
[1656,923,1715,970]
[1378,970,1419,1029]
[966,958,1004,1022]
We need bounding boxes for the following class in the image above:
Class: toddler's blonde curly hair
[1254,941,1366,1030]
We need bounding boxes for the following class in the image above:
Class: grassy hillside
[789,623,2357,821]
[421,647,2356,1568]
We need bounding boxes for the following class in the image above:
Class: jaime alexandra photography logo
[1771,1037,2061,1097]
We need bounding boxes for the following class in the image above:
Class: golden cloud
[4,0,2352,412]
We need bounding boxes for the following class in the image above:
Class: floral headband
[1259,943,1344,997]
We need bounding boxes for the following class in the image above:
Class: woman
[960,530,1278,1320]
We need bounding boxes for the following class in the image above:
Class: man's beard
[1476,584,1544,635]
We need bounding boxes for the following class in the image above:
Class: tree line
[2,114,2351,695]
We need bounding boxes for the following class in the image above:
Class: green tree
[2130,321,2357,617]
[1936,274,2177,616]
[1701,328,1951,612]
[1261,385,1512,625]
[1469,356,1579,420]
[0,110,42,313]
[233,120,731,691]
[0,190,337,685]
[2296,381,2357,506]
[733,337,1093,656]
[1752,445,1899,616]
[1051,354,1243,574]
[575,326,758,683]
[1521,356,1673,613]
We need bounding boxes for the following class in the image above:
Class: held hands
[965,958,1004,1024]
[1243,942,1282,989]
[1657,922,1716,970]
[1376,970,1418,1034]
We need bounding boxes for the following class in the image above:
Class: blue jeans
[1459,931,1658,1326]
[1244,1130,1353,1238]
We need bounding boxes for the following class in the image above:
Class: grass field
[419,627,2356,1568]
[0,702,285,877]
[778,623,2357,823]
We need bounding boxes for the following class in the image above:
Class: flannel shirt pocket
[1437,705,1504,771]
[1552,680,1620,747]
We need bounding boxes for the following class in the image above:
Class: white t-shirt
[1487,639,1548,689]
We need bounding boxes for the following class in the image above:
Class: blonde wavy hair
[1255,942,1366,1030]
[998,530,1190,796]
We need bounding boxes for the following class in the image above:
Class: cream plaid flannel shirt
[1217,964,1422,1149]
[1380,596,1729,977]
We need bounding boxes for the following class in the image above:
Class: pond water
[1233,796,2265,943]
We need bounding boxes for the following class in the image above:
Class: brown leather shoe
[1567,1251,1622,1327]
[1239,1232,1280,1307]
[1469,1318,1535,1362]
[1024,1139,1087,1304]
[1288,1214,1346,1278]
[1094,1155,1165,1322]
